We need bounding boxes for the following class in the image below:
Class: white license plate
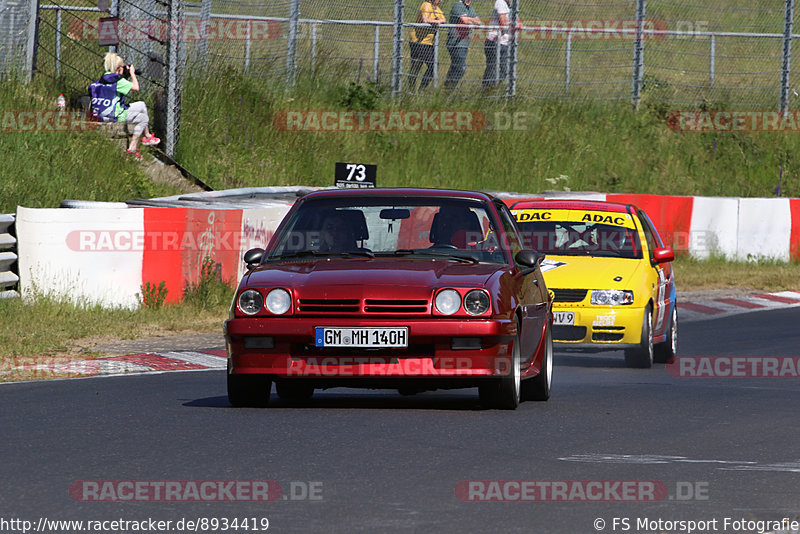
[315,327,409,348]
[553,311,575,326]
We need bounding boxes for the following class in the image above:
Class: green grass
[173,71,800,198]
[3,57,800,368]
[0,77,187,213]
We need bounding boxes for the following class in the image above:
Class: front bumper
[225,316,515,379]
[552,304,645,350]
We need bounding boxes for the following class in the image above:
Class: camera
[121,64,132,79]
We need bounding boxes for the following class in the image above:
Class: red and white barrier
[505,192,800,262]
[17,203,291,308]
[15,191,800,308]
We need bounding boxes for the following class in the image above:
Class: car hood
[244,258,504,296]
[542,255,643,289]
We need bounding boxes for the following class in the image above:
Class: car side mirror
[516,250,544,276]
[516,249,543,268]
[244,248,264,270]
[653,247,674,264]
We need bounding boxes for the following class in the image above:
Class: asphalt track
[2,308,799,534]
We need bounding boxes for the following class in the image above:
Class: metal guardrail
[0,214,20,299]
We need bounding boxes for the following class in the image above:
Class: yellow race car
[511,200,677,368]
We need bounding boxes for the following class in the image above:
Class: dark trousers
[408,42,436,91]
[482,39,508,87]
[445,45,468,90]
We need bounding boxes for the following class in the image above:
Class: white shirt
[487,0,511,44]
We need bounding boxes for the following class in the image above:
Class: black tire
[227,362,271,407]
[624,305,654,368]
[522,325,552,401]
[654,305,678,363]
[479,324,521,409]
[275,380,315,401]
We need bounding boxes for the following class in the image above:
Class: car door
[495,201,548,367]
[636,209,674,337]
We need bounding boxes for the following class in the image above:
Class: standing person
[483,0,511,88]
[408,0,446,92]
[90,52,160,161]
[444,0,482,91]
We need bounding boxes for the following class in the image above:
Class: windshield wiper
[389,249,478,264]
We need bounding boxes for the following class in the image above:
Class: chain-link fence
[0,0,32,76]
[25,0,184,154]
[6,0,800,139]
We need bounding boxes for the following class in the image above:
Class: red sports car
[224,188,553,409]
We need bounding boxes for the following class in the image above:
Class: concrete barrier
[14,188,800,308]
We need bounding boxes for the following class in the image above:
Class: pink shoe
[141,134,160,146]
[127,149,143,161]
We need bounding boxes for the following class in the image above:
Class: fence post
[109,0,119,53]
[631,0,646,109]
[244,19,251,73]
[373,25,380,82]
[433,29,439,88]
[286,0,299,87]
[55,8,61,77]
[565,30,571,93]
[165,0,184,157]
[709,33,715,89]
[199,0,211,68]
[311,22,317,74]
[780,0,793,113]
[505,0,518,99]
[24,0,39,82]
[392,0,403,97]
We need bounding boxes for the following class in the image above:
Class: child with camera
[89,52,160,160]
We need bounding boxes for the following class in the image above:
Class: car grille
[592,332,625,342]
[552,289,588,303]
[298,299,360,313]
[364,299,429,313]
[553,325,586,341]
[296,298,430,315]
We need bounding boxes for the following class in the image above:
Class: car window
[495,201,523,259]
[267,196,510,264]
[635,210,662,258]
[515,218,643,259]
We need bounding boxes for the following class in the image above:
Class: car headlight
[591,289,634,305]
[435,289,461,315]
[464,289,490,315]
[238,289,264,315]
[265,288,291,315]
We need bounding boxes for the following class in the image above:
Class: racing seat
[429,206,483,249]
[318,209,371,253]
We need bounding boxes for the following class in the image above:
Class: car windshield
[517,220,643,259]
[266,196,508,264]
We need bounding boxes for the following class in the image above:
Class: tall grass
[175,71,799,198]
[0,77,187,213]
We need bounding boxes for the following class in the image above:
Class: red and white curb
[1,350,227,382]
[679,291,800,322]
[3,293,800,382]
